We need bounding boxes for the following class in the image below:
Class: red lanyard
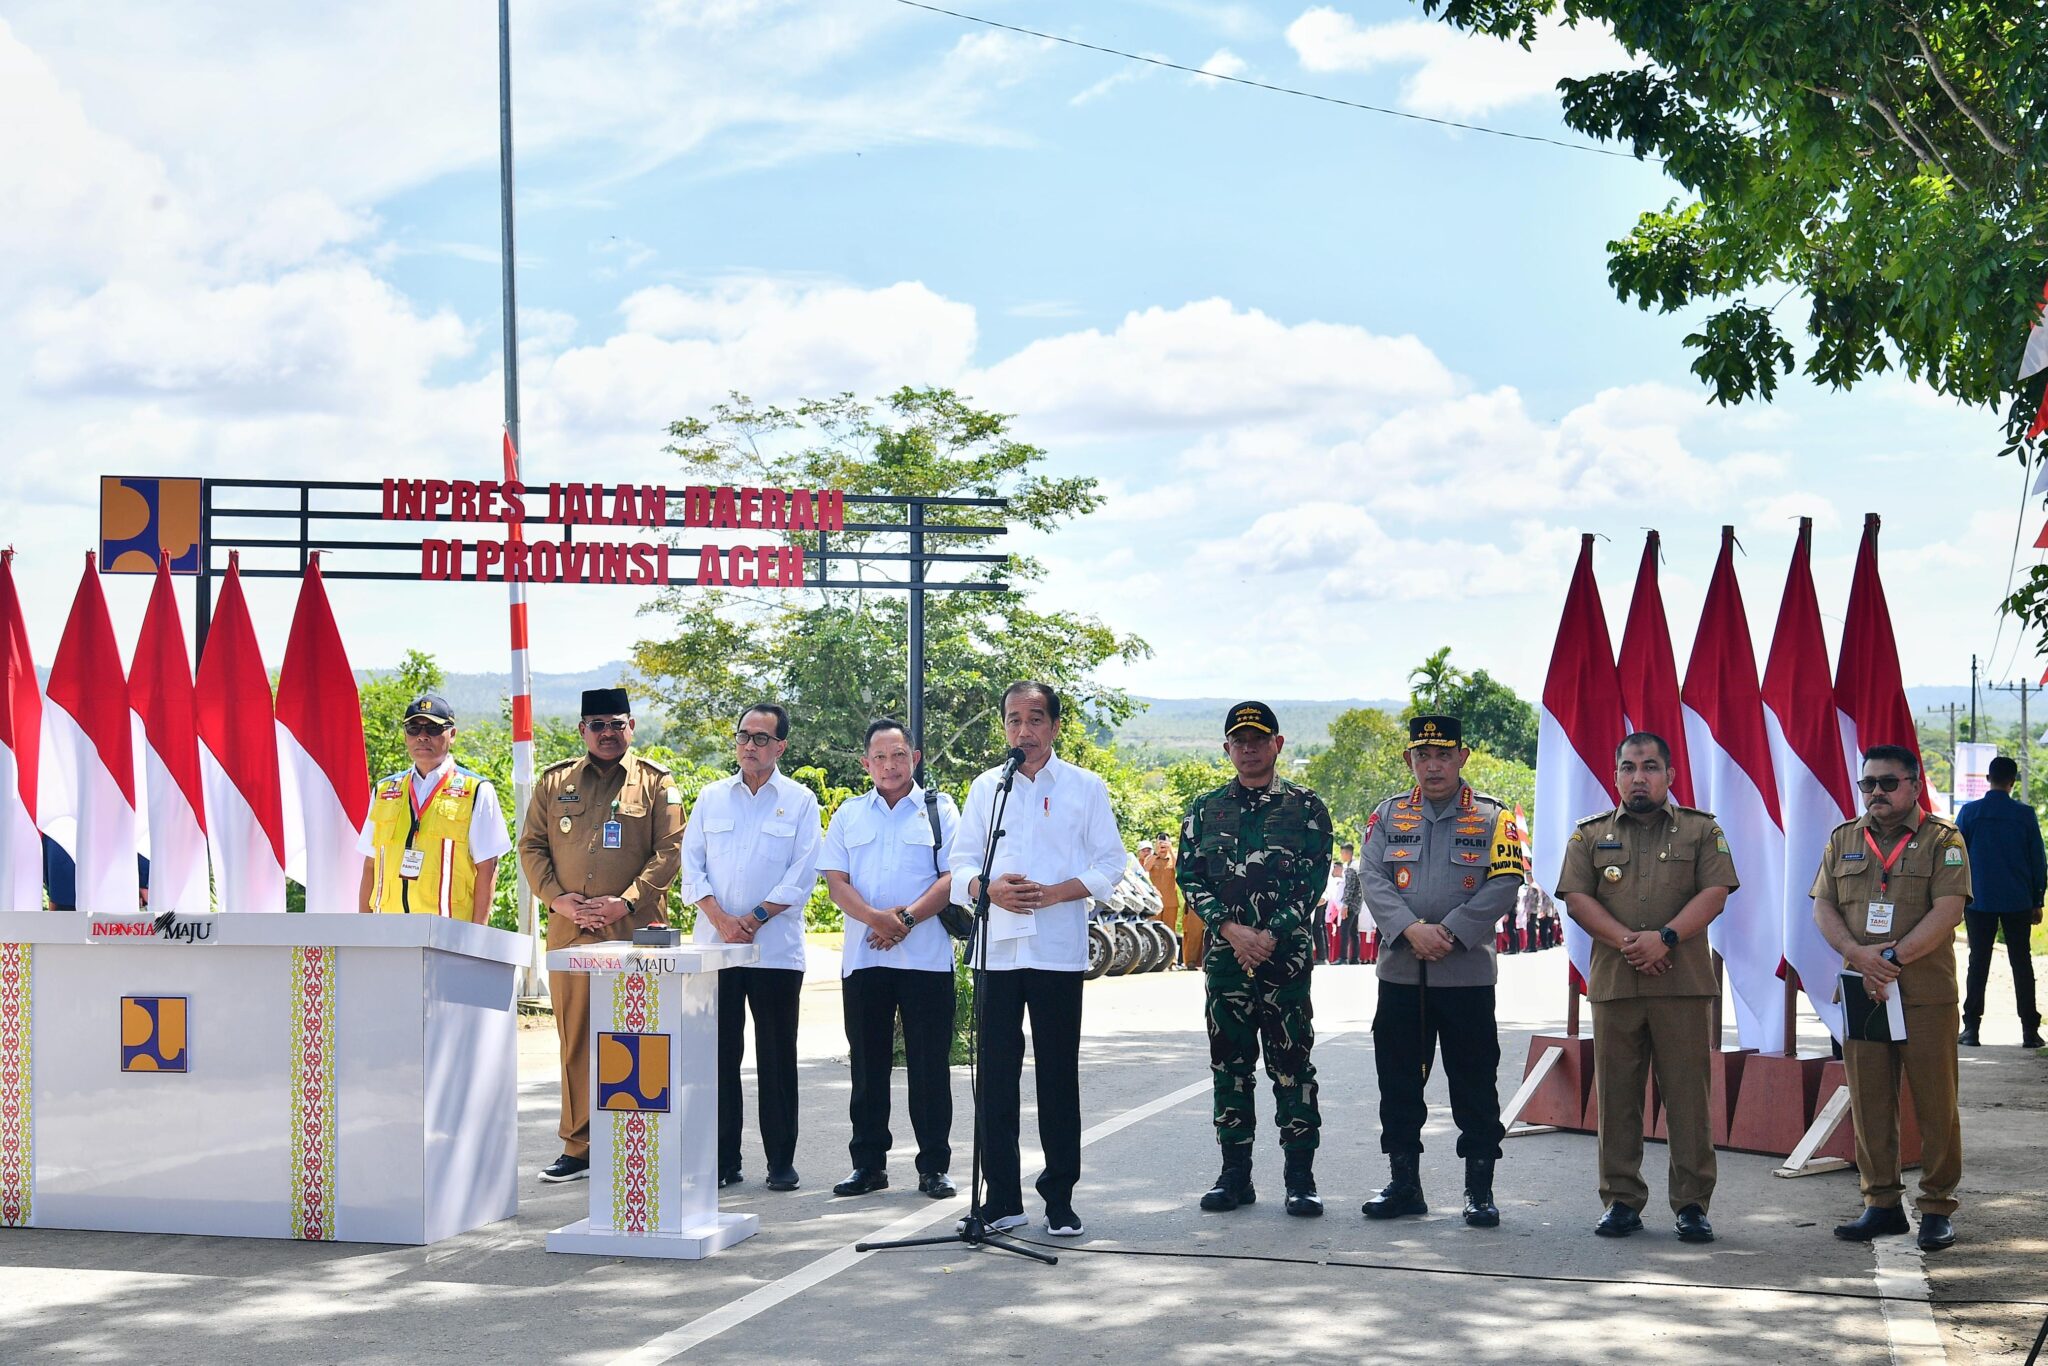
[409,770,451,846]
[1862,829,1909,894]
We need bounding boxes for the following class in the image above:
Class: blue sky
[1,0,2034,707]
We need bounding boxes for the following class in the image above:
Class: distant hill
[365,663,644,721]
[1116,696,1406,753]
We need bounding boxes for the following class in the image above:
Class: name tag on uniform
[603,820,623,850]
[1596,839,1622,850]
[1865,901,1895,936]
[399,848,425,880]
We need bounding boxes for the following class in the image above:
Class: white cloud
[1072,66,1152,106]
[1196,48,1249,81]
[1286,6,1631,118]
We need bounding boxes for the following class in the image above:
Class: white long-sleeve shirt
[681,769,822,972]
[819,784,958,975]
[948,754,1126,973]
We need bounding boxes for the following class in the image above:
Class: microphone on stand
[1000,746,1028,777]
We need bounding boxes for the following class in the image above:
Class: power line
[893,0,1655,163]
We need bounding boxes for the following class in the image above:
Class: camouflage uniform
[1178,777,1334,1150]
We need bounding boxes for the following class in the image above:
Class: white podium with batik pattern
[0,911,526,1244]
[543,939,759,1260]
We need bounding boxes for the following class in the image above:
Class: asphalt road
[3,945,2042,1364]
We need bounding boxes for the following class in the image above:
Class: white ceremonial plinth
[543,939,758,1260]
[0,911,527,1245]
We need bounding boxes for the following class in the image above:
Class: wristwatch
[749,905,770,925]
[1657,926,1679,949]
[1879,946,1900,965]
[896,908,917,931]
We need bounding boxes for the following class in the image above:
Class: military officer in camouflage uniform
[1178,701,1335,1218]
[1358,715,1525,1227]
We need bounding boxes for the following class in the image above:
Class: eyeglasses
[402,721,451,737]
[736,730,779,748]
[1856,775,1908,793]
[583,719,631,734]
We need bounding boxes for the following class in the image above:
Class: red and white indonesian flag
[1681,527,1785,1049]
[1835,514,1928,809]
[2021,279,2048,442]
[1537,534,1626,989]
[0,553,44,910]
[41,555,140,913]
[130,556,210,914]
[276,558,369,915]
[195,556,286,913]
[1617,529,1695,805]
[1762,517,1855,1039]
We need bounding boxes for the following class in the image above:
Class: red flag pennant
[1617,529,1695,806]
[195,554,287,873]
[276,556,369,914]
[1836,514,1930,811]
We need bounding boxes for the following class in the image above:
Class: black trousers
[977,968,1083,1214]
[1337,919,1361,964]
[843,966,955,1174]
[1963,910,2040,1028]
[1372,981,1504,1159]
[718,965,804,1173]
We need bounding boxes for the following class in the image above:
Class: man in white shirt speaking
[950,681,1128,1238]
[820,718,961,1200]
[681,702,822,1193]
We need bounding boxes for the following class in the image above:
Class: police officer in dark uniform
[1357,715,1525,1227]
[517,687,685,1183]
[1178,702,1335,1218]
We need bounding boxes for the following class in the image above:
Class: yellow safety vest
[367,766,483,916]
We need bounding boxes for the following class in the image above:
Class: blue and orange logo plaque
[120,996,188,1073]
[596,1031,670,1112]
[100,477,202,574]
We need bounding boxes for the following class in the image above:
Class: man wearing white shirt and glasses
[950,681,1128,1238]
[821,718,961,1200]
[682,702,822,1193]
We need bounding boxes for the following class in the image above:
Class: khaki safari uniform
[1557,803,1738,1215]
[519,751,685,1159]
[1810,810,1969,1216]
[1140,843,1182,934]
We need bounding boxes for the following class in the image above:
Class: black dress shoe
[538,1153,589,1183]
[1594,1203,1643,1237]
[831,1163,888,1196]
[1917,1213,1955,1251]
[765,1166,801,1192]
[1957,1023,1981,1046]
[832,1167,888,1197]
[1833,1204,1911,1241]
[1674,1204,1714,1243]
[917,1172,956,1199]
[718,1168,743,1189]
[2024,1030,2046,1050]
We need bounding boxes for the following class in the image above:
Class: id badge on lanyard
[1862,829,1907,938]
[404,770,452,880]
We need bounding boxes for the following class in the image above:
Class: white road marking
[603,1029,1357,1365]
[1872,1235,1944,1364]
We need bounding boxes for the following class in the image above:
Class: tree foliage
[1416,1,2044,431]
[632,388,1148,794]
[1400,651,1541,767]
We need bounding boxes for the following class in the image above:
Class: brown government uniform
[1810,810,1969,1216]
[518,751,685,1160]
[1557,803,1738,1215]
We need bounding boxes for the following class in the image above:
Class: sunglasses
[583,719,631,734]
[736,731,779,748]
[1856,775,1909,794]
[402,721,451,737]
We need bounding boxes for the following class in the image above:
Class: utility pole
[1970,654,1979,743]
[1924,701,1962,792]
[1990,681,2041,801]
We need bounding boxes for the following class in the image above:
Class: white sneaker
[957,1211,1028,1235]
[1045,1206,1084,1237]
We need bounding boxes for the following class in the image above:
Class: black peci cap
[581,687,631,717]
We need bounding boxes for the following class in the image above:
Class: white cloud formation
[1196,48,1249,81]
[1286,6,1631,118]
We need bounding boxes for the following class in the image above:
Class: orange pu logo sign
[121,996,188,1072]
[596,1032,670,1112]
[100,477,202,574]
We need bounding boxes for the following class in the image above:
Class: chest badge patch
[1462,875,1477,890]
[1394,866,1413,890]
[1602,865,1623,884]
[558,815,573,835]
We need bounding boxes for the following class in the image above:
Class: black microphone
[1001,746,1028,775]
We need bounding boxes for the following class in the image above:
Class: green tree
[1407,646,1468,712]
[633,389,1148,793]
[1412,2,2042,430]
[1303,707,1412,829]
[357,650,445,782]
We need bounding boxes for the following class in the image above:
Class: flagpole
[499,0,540,999]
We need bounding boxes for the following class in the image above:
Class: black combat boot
[1362,1153,1427,1219]
[1283,1148,1323,1218]
[1462,1157,1499,1228]
[1200,1143,1256,1212]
